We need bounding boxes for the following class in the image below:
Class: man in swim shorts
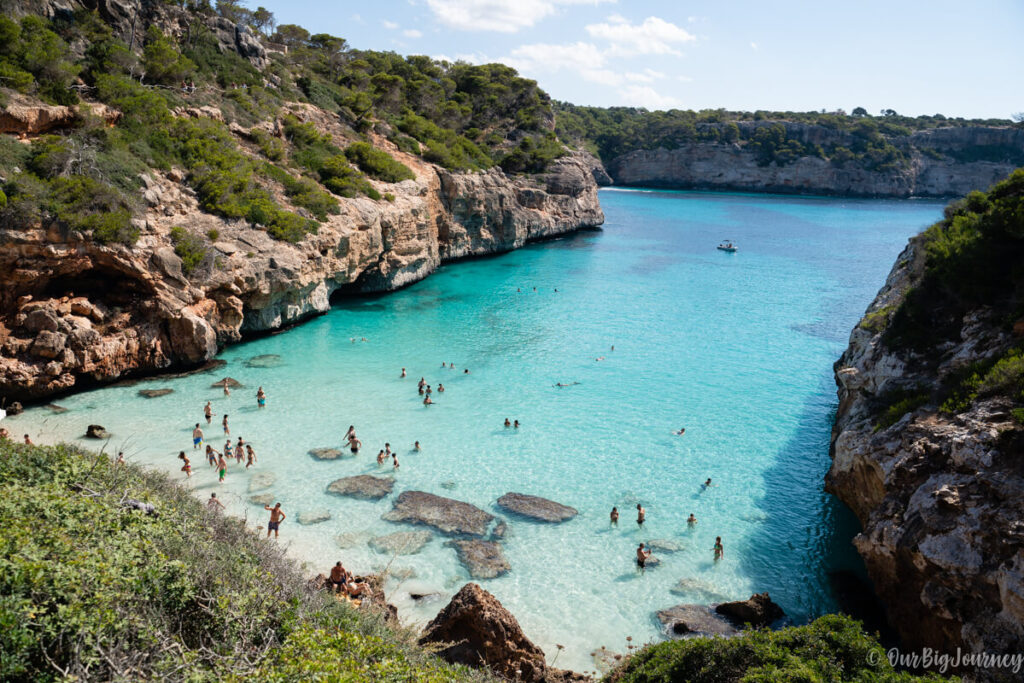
[636,543,651,572]
[217,453,228,483]
[193,424,203,449]
[204,402,212,424]
[327,561,348,593]
[610,506,619,526]
[265,503,286,538]
[207,492,225,512]
[636,504,646,526]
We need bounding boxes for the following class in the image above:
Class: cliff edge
[828,169,1024,666]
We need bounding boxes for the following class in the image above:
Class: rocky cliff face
[828,239,1024,663]
[605,123,1024,198]
[0,121,603,402]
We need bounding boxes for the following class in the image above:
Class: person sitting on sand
[343,571,368,597]
[687,513,697,527]
[265,503,285,538]
[207,492,225,512]
[636,543,652,572]
[610,506,619,526]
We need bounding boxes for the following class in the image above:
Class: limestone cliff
[828,226,1024,662]
[0,138,603,403]
[605,122,1024,198]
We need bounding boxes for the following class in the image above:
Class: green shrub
[169,226,207,274]
[263,163,340,219]
[345,141,415,182]
[608,613,948,683]
[206,228,219,241]
[875,390,930,431]
[141,26,195,85]
[48,175,138,244]
[384,192,395,202]
[858,305,894,334]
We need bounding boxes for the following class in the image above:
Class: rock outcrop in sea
[383,491,496,537]
[829,235,1024,660]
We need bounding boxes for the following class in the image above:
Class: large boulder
[383,491,494,536]
[309,447,346,460]
[248,472,276,492]
[496,492,577,523]
[85,424,110,439]
[138,388,174,398]
[446,540,510,579]
[211,377,243,389]
[715,592,786,627]
[327,475,395,500]
[420,583,577,682]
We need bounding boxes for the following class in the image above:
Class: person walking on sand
[714,536,724,560]
[636,543,651,573]
[265,503,285,538]
[204,401,213,424]
[636,503,646,526]
[207,492,225,512]
[610,506,619,526]
[217,452,228,482]
[256,386,266,409]
[193,424,204,449]
[223,414,230,436]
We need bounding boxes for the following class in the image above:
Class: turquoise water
[10,188,943,672]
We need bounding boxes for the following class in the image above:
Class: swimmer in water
[377,450,386,465]
[423,396,433,405]
[687,513,697,527]
[464,368,469,374]
[438,383,445,392]
[504,418,511,428]
[392,453,399,470]
[701,478,712,490]
[636,503,646,526]
[675,427,686,436]
[610,506,619,526]
[713,536,724,560]
[513,420,520,429]
[401,367,406,377]
[414,441,420,451]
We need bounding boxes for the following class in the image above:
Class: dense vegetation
[865,169,1024,427]
[0,439,486,682]
[0,3,567,248]
[556,102,1022,171]
[607,614,949,682]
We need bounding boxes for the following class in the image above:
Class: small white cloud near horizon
[622,84,681,110]
[382,20,399,29]
[586,15,695,56]
[505,41,607,72]
[426,0,616,33]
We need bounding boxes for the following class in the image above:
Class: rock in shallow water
[382,490,494,537]
[309,447,347,460]
[245,354,283,368]
[211,377,243,389]
[370,530,433,555]
[714,592,785,627]
[327,475,395,500]
[446,540,510,579]
[334,532,372,549]
[656,604,738,637]
[44,404,67,414]
[670,577,727,602]
[298,509,331,525]
[85,424,109,439]
[138,388,174,398]
[248,472,276,492]
[496,492,577,523]
[249,493,275,506]
[646,538,683,553]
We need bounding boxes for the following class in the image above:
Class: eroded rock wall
[0,145,603,402]
[828,238,1024,663]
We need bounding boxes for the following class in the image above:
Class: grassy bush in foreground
[0,440,486,682]
[607,614,951,683]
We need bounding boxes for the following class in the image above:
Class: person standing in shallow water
[636,543,651,573]
[217,452,228,483]
[265,503,286,538]
[192,424,203,449]
[610,506,619,526]
[207,492,224,512]
[687,513,697,527]
[222,414,230,435]
[204,401,212,424]
[392,453,399,470]
[713,536,724,560]
[636,503,646,526]
[256,386,266,408]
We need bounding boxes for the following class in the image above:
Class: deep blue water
[12,187,944,671]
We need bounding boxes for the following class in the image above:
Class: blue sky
[255,0,1023,119]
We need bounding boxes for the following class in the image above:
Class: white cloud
[624,68,665,83]
[621,85,681,110]
[505,41,607,72]
[382,20,399,29]
[426,0,616,33]
[403,29,424,38]
[586,15,695,56]
[750,41,758,50]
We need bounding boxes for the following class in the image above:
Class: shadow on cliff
[736,376,896,643]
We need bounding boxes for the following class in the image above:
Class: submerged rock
[211,377,243,389]
[670,577,727,602]
[248,472,276,492]
[656,604,738,637]
[382,491,494,537]
[298,509,331,525]
[715,592,785,627]
[44,404,68,414]
[327,475,395,500]
[646,539,683,553]
[370,530,433,555]
[496,492,577,523]
[440,481,457,490]
[85,424,109,439]
[138,388,174,398]
[309,447,347,460]
[446,540,511,579]
[420,583,567,682]
[334,531,372,549]
[245,353,283,368]
[249,493,275,506]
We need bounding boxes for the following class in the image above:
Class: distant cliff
[828,169,1024,668]
[605,122,1024,198]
